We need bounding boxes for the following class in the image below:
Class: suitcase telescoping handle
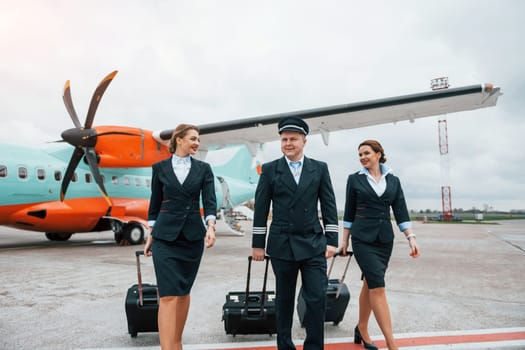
[244,256,270,319]
[327,250,353,299]
[135,250,160,307]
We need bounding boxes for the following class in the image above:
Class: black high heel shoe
[354,325,378,350]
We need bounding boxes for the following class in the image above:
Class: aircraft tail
[209,145,260,184]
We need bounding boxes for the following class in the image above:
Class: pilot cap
[278,116,309,135]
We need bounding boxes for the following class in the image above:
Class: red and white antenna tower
[431,77,453,221]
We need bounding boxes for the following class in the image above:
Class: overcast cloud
[1,0,524,212]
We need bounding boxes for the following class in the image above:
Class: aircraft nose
[61,128,98,148]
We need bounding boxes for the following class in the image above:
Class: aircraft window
[37,168,45,180]
[18,167,28,179]
[72,172,78,182]
[123,176,130,186]
[85,173,92,183]
[112,176,118,185]
[145,178,151,188]
[0,165,8,178]
[101,175,106,183]
[54,170,62,181]
[135,177,141,187]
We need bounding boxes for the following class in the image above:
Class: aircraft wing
[154,83,501,150]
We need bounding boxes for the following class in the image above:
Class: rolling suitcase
[125,250,159,337]
[297,251,353,326]
[222,256,277,336]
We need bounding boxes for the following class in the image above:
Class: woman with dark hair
[144,124,217,350]
[340,140,419,350]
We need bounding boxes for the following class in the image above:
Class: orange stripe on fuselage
[0,197,149,233]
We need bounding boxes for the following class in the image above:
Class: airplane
[0,71,502,245]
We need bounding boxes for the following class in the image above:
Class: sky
[1,0,524,212]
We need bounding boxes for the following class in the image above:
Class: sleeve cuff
[148,220,156,227]
[343,221,353,229]
[324,224,339,233]
[398,221,412,231]
[252,226,267,248]
[205,215,216,224]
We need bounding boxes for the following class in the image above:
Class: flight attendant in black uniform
[144,124,217,350]
[252,117,339,350]
[340,140,419,350]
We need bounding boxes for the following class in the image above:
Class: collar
[284,155,304,165]
[171,154,191,166]
[359,163,392,178]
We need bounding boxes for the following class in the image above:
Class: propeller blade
[60,147,84,201]
[62,80,82,128]
[84,70,118,129]
[84,147,112,207]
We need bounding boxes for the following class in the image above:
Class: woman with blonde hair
[144,124,217,350]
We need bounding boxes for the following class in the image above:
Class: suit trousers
[271,253,327,350]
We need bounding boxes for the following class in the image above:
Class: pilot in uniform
[251,116,339,350]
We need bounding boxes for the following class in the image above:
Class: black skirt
[351,237,393,289]
[152,234,204,297]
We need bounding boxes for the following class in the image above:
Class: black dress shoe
[354,325,378,350]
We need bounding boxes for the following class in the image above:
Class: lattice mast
[431,77,453,221]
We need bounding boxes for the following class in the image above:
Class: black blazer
[343,172,410,243]
[148,157,216,242]
[252,156,338,261]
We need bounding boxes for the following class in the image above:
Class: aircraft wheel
[45,232,72,241]
[123,223,144,245]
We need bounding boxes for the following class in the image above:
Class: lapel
[356,173,380,200]
[160,156,195,196]
[290,157,316,208]
[356,172,397,206]
[182,158,201,193]
[276,157,297,193]
[380,174,396,200]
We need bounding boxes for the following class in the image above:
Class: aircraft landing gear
[122,223,145,245]
[45,232,73,241]
[110,221,145,246]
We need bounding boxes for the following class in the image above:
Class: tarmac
[1,219,524,350]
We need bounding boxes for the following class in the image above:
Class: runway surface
[1,220,524,349]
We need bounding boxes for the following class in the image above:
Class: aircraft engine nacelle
[93,126,171,168]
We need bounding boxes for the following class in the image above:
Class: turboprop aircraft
[0,71,502,245]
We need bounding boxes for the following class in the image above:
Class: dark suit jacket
[343,172,410,243]
[252,156,338,261]
[148,157,216,242]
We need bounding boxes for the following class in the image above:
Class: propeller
[59,70,132,205]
